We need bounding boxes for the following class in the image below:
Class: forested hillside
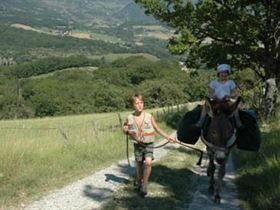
[0,56,210,118]
[0,55,261,119]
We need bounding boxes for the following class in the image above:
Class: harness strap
[200,130,227,152]
[200,129,237,152]
[226,129,237,148]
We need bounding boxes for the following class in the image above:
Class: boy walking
[122,93,175,197]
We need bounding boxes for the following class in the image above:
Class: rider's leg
[196,105,207,127]
[233,109,244,129]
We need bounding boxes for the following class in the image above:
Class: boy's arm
[151,115,176,143]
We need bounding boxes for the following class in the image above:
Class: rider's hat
[217,64,231,74]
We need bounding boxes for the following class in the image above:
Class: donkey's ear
[205,97,214,117]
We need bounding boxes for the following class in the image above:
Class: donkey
[200,97,241,204]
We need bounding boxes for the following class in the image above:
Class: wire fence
[0,103,197,147]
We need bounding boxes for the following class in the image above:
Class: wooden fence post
[117,113,123,128]
[92,121,100,142]
[58,126,70,146]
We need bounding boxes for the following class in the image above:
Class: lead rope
[126,133,131,167]
[175,140,204,166]
[134,139,204,166]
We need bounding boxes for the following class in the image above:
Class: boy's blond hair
[130,93,144,105]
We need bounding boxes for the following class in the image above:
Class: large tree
[135,0,280,118]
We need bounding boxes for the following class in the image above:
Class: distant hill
[0,0,156,29]
[113,2,157,24]
[0,1,171,63]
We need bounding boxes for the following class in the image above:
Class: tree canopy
[135,0,280,118]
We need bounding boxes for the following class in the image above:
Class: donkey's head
[204,97,241,163]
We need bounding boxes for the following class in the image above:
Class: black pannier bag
[236,109,261,151]
[177,105,201,144]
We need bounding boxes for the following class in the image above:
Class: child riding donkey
[196,64,244,130]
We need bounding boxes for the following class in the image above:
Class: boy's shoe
[134,180,141,192]
[139,183,148,197]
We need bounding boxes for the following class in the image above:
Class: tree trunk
[261,77,278,119]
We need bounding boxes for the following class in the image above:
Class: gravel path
[188,153,241,210]
[23,140,240,210]
[23,140,179,210]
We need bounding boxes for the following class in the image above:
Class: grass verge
[233,122,280,210]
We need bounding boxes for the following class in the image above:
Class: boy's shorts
[134,143,154,162]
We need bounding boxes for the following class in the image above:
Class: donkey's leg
[207,151,215,194]
[214,160,226,204]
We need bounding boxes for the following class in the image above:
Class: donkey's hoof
[214,195,221,204]
[208,186,214,194]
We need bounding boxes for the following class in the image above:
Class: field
[0,112,128,208]
[10,23,169,44]
[133,25,174,40]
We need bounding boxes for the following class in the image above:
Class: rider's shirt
[209,79,236,99]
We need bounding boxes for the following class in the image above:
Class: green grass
[0,113,125,208]
[101,148,199,210]
[0,107,179,209]
[233,119,280,210]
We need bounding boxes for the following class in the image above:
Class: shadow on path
[99,148,198,210]
[188,154,241,210]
